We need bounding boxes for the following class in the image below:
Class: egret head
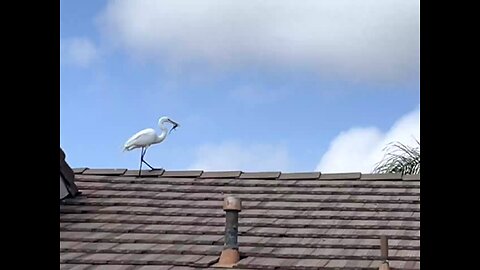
[159,116,180,133]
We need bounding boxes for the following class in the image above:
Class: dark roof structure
[60,148,80,199]
[60,168,420,270]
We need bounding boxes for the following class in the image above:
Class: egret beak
[168,120,180,134]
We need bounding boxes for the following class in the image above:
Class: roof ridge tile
[72,168,88,174]
[200,171,242,179]
[161,170,204,178]
[361,173,403,181]
[239,171,281,179]
[124,169,165,177]
[82,169,127,176]
[319,172,361,180]
[402,174,420,181]
[278,172,321,180]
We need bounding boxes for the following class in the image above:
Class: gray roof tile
[200,171,242,178]
[61,169,420,269]
[403,174,420,181]
[83,169,127,176]
[161,170,203,178]
[239,171,281,179]
[278,172,321,180]
[361,173,403,180]
[319,172,361,180]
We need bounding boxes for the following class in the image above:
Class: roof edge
[72,168,420,181]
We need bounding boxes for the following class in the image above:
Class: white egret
[124,116,180,177]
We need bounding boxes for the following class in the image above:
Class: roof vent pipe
[214,196,242,268]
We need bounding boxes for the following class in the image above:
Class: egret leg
[138,147,145,177]
[140,147,159,171]
[142,160,155,170]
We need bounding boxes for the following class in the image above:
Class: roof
[60,148,80,199]
[60,168,420,270]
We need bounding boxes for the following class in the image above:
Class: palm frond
[373,140,420,175]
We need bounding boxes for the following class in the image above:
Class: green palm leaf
[373,139,420,175]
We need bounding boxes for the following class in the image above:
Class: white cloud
[61,37,98,68]
[189,142,290,171]
[97,0,419,82]
[316,106,420,173]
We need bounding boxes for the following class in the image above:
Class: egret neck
[155,124,169,144]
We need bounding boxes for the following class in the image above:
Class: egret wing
[124,128,156,150]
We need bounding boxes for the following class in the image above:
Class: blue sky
[60,0,419,173]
